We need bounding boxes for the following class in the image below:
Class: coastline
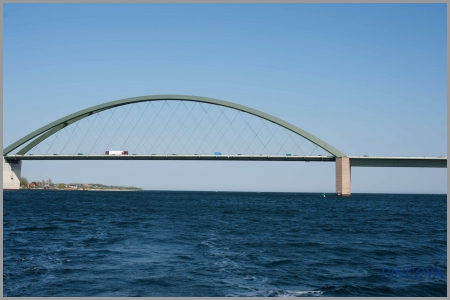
[15,188,143,192]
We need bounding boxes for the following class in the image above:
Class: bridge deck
[3,155,335,162]
[3,155,447,167]
[348,156,447,168]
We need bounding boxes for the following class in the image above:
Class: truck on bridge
[105,151,128,155]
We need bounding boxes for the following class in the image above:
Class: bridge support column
[3,158,22,190]
[336,157,350,196]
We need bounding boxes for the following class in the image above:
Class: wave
[226,289,323,297]
[16,225,60,231]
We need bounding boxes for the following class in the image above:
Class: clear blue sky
[3,3,447,193]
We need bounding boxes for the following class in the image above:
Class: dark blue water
[3,191,447,297]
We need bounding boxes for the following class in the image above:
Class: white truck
[105,150,129,155]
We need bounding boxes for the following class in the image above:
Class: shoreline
[15,188,143,192]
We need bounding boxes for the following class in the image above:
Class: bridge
[3,95,446,195]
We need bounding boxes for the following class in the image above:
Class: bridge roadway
[4,154,447,168]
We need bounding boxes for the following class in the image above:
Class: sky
[3,3,447,193]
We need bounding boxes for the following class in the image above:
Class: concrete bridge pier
[336,157,351,196]
[3,158,22,190]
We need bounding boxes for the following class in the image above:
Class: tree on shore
[20,177,28,186]
[32,181,41,188]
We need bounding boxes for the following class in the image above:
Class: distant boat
[322,193,326,198]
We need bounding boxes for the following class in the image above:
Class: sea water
[3,191,447,296]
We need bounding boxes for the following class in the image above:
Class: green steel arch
[3,95,346,157]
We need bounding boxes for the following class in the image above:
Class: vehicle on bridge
[105,150,128,155]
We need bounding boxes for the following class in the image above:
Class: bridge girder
[3,95,346,157]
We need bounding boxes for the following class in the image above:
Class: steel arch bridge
[3,95,346,158]
[3,94,447,194]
